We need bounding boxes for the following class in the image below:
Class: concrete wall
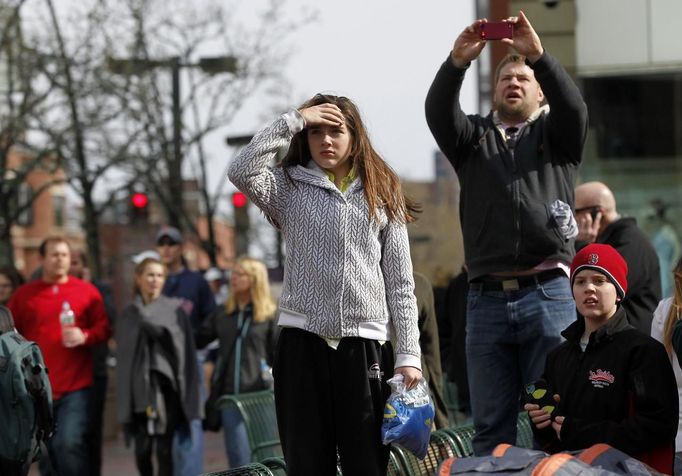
[576,0,682,74]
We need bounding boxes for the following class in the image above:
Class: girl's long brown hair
[280,93,420,223]
[663,257,682,354]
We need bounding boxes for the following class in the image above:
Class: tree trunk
[45,0,103,279]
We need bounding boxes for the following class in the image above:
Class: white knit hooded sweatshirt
[227,112,421,370]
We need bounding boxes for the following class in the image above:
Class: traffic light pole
[232,192,250,257]
[169,57,183,229]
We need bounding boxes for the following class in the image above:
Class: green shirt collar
[324,166,357,192]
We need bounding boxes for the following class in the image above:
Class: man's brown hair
[494,54,527,84]
[38,236,71,257]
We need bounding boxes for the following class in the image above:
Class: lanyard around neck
[233,308,251,394]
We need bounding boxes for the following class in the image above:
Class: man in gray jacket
[425,11,588,454]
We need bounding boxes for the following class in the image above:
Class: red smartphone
[480,22,513,40]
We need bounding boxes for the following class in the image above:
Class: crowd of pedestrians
[1,8,681,476]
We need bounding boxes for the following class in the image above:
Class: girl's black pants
[274,327,394,476]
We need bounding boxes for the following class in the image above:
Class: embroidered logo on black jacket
[589,369,615,388]
[368,363,383,380]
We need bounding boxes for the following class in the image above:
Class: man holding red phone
[425,11,588,455]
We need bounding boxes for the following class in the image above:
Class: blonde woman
[116,257,200,476]
[654,257,682,475]
[196,257,278,468]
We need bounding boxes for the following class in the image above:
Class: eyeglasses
[575,206,601,220]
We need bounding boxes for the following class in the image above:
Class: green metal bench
[259,456,287,476]
[441,411,535,459]
[200,462,274,476]
[216,390,282,462]
[515,411,534,449]
[442,423,475,458]
[388,429,459,476]
[334,444,411,475]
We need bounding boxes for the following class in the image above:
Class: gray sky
[227,1,478,183]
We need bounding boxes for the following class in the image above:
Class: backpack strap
[24,361,54,463]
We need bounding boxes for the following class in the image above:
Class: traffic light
[131,192,149,209]
[130,191,149,223]
[232,191,249,256]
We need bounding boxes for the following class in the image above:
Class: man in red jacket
[8,236,110,476]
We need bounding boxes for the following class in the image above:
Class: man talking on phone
[425,11,588,455]
[574,181,661,333]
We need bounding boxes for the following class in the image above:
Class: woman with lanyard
[196,256,278,468]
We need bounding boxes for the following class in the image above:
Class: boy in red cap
[525,243,678,474]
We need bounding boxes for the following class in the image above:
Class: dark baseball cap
[156,226,183,245]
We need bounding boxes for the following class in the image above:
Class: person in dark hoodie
[116,257,200,476]
[196,256,278,468]
[525,244,678,475]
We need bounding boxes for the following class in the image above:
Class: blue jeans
[40,387,92,476]
[466,275,575,455]
[221,407,251,468]
[173,357,206,476]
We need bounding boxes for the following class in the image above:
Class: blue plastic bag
[381,375,434,459]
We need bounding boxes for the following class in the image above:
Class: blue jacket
[162,267,216,332]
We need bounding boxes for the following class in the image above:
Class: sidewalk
[29,430,229,475]
[101,430,229,476]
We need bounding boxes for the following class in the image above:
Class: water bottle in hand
[260,358,274,389]
[60,301,75,344]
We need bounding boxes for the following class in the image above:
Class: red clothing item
[8,276,111,399]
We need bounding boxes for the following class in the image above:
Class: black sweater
[196,304,278,395]
[593,217,661,334]
[533,308,677,472]
[425,51,588,280]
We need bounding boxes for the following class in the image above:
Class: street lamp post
[107,55,238,229]
[171,57,182,217]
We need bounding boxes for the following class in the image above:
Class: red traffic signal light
[231,191,248,208]
[131,192,149,209]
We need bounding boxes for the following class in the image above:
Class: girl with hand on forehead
[228,93,422,475]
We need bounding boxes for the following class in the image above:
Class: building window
[53,195,65,227]
[16,183,33,226]
[583,73,682,160]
